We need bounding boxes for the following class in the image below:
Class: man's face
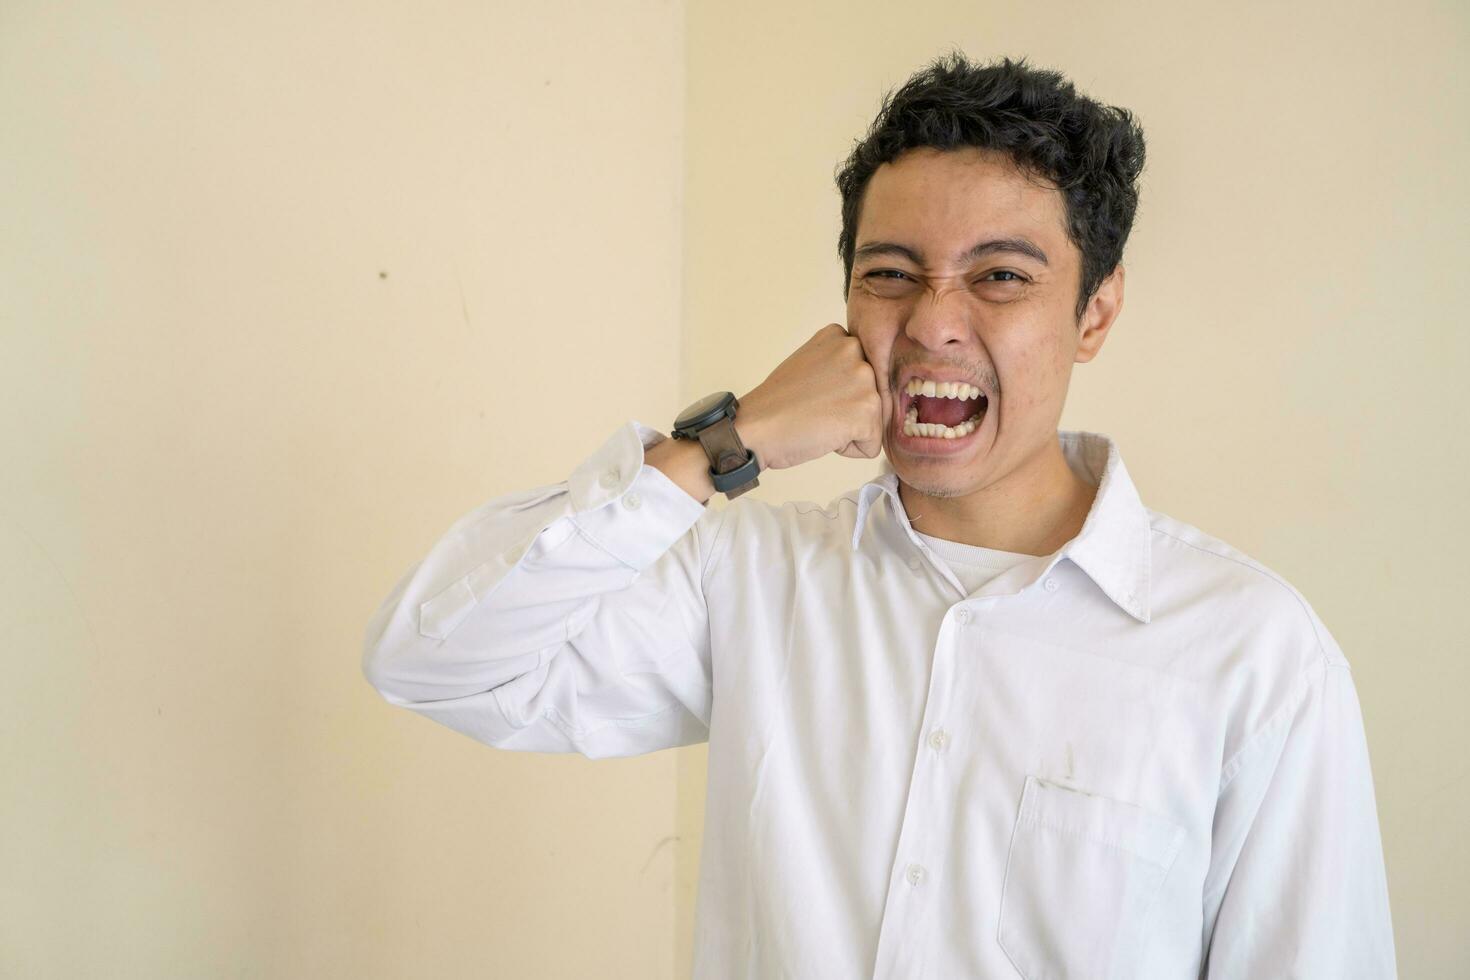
[847,146,1116,499]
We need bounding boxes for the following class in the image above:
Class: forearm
[362,421,708,704]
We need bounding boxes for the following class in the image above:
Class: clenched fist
[736,323,891,472]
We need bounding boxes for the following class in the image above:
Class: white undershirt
[913,530,1043,594]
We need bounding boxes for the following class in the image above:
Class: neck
[898,436,1097,557]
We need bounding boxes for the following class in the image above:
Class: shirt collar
[850,430,1153,624]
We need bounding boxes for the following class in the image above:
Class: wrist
[732,419,767,470]
[733,397,777,472]
[645,435,717,506]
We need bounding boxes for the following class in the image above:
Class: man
[363,53,1396,978]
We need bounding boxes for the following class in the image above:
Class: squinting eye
[864,270,1022,283]
[859,270,918,296]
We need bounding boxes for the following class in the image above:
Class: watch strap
[696,417,760,499]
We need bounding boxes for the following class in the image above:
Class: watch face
[676,391,734,430]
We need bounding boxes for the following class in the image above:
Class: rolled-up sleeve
[361,420,724,759]
[1202,643,1396,977]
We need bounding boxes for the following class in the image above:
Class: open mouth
[898,382,989,443]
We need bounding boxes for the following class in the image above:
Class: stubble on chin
[910,476,965,500]
[886,441,966,504]
[887,470,970,517]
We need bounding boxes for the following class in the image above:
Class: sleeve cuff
[566,419,710,570]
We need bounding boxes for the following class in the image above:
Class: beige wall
[678,2,1468,977]
[1,1,687,977]
[3,1,1466,978]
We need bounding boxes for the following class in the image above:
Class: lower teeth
[904,407,984,439]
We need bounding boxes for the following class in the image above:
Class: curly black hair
[835,51,1147,322]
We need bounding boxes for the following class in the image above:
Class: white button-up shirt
[362,421,1396,979]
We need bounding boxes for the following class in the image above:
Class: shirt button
[928,729,949,752]
[906,863,926,886]
[599,467,620,489]
[1044,577,1059,592]
[955,608,971,625]
[908,556,923,571]
[622,492,641,510]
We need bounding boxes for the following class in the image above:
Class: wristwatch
[671,391,761,499]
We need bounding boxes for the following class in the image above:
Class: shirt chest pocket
[998,775,1186,980]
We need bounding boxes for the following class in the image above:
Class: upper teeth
[905,379,983,400]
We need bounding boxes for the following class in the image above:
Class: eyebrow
[853,236,1050,267]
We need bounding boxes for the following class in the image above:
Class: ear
[1074,264,1124,364]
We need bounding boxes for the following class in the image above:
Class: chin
[900,474,970,500]
[885,455,967,500]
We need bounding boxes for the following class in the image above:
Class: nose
[903,286,971,350]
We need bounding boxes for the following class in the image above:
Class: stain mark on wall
[640,834,680,877]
